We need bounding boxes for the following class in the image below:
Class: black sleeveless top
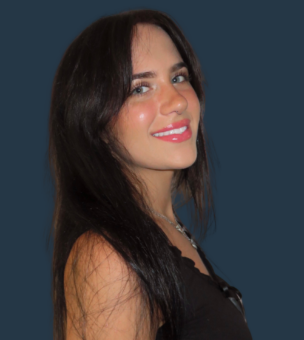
[156,226,253,340]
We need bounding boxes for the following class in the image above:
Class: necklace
[151,209,198,249]
[151,210,247,322]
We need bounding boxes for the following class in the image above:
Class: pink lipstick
[151,118,192,143]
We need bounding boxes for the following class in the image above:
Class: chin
[169,149,198,170]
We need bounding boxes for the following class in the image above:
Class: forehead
[131,23,182,70]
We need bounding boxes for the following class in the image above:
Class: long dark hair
[48,8,215,340]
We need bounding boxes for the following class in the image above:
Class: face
[112,24,201,173]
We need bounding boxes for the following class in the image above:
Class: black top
[155,233,252,339]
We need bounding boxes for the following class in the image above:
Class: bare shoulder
[65,231,130,285]
[64,231,155,340]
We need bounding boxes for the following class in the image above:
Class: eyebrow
[131,61,188,81]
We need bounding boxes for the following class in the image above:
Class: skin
[112,23,201,222]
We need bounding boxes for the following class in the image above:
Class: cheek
[117,101,157,145]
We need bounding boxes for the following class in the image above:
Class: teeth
[153,126,187,137]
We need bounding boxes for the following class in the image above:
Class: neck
[134,167,176,221]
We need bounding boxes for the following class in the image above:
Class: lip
[150,118,190,135]
[151,118,192,143]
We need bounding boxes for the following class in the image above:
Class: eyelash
[130,71,192,97]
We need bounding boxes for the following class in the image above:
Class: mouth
[150,118,190,136]
[152,125,188,137]
[151,119,192,143]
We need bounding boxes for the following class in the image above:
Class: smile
[152,126,187,137]
[152,125,192,143]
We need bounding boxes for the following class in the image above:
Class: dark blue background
[1,0,303,339]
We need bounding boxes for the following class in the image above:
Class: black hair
[48,8,215,340]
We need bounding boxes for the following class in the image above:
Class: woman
[48,9,252,340]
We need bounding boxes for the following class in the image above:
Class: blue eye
[130,71,191,97]
[172,71,191,83]
[130,83,150,96]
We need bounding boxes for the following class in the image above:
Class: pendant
[190,239,198,249]
[176,223,197,249]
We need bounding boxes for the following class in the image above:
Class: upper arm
[64,232,157,340]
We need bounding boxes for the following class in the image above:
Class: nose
[159,83,188,116]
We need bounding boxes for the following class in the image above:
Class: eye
[130,82,150,96]
[172,71,191,84]
[130,71,192,97]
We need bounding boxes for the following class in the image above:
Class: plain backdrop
[1,0,303,339]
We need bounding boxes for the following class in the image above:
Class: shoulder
[65,231,130,284]
[64,231,137,314]
[64,231,155,340]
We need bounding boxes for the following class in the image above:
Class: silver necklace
[151,210,198,249]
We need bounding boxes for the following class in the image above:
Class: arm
[64,232,158,340]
